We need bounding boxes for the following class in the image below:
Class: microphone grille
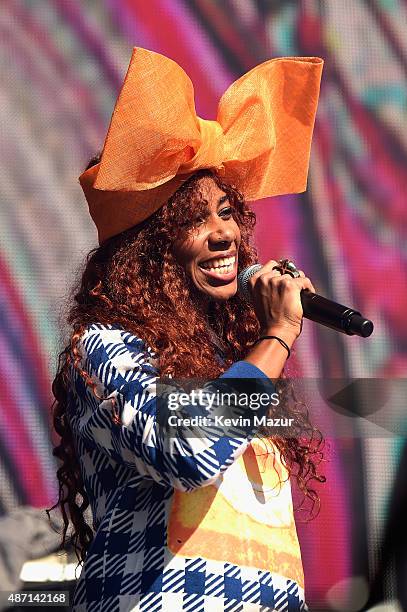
[237,264,262,301]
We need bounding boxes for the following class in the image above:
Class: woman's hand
[247,260,316,343]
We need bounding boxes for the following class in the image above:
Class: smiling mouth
[198,255,237,278]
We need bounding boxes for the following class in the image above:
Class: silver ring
[272,258,300,278]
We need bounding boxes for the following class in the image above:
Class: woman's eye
[220,207,233,218]
[180,215,203,227]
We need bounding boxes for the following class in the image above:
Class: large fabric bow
[79,47,323,244]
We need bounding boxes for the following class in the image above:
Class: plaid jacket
[68,323,307,611]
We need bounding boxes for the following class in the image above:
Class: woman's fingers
[247,260,285,292]
[259,272,314,293]
[279,269,316,293]
[247,260,317,337]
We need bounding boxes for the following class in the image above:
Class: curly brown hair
[47,158,325,564]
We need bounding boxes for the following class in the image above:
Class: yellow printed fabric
[168,438,304,588]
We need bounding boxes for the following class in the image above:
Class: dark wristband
[253,335,291,359]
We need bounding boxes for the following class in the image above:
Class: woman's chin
[203,282,238,302]
[189,271,238,302]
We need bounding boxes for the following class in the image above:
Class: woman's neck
[189,286,224,340]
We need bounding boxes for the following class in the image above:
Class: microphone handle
[301,289,374,337]
[237,264,374,337]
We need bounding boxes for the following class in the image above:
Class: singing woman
[48,48,325,611]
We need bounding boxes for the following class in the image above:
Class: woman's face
[173,176,241,302]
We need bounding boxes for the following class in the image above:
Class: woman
[49,49,325,611]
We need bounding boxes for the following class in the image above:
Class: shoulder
[80,322,155,357]
[78,323,158,391]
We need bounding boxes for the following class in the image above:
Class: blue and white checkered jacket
[68,323,307,611]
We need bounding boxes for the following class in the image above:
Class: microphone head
[237,264,262,301]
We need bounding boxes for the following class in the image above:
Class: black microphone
[238,264,374,338]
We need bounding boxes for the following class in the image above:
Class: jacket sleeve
[68,325,277,491]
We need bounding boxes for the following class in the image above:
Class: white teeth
[200,256,236,270]
[205,263,234,275]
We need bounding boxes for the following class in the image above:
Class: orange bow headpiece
[79,47,323,244]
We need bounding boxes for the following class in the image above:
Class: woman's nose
[208,218,236,244]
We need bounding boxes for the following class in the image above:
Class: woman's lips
[198,261,237,282]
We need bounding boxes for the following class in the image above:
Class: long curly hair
[47,156,325,564]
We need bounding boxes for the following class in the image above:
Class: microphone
[238,264,374,338]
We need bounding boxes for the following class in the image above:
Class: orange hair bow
[79,47,323,244]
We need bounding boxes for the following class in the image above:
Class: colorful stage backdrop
[1,0,406,609]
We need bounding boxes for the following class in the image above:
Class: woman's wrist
[245,328,297,382]
[254,335,291,359]
[259,324,299,348]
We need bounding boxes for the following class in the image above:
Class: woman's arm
[244,324,297,384]
[68,325,276,492]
